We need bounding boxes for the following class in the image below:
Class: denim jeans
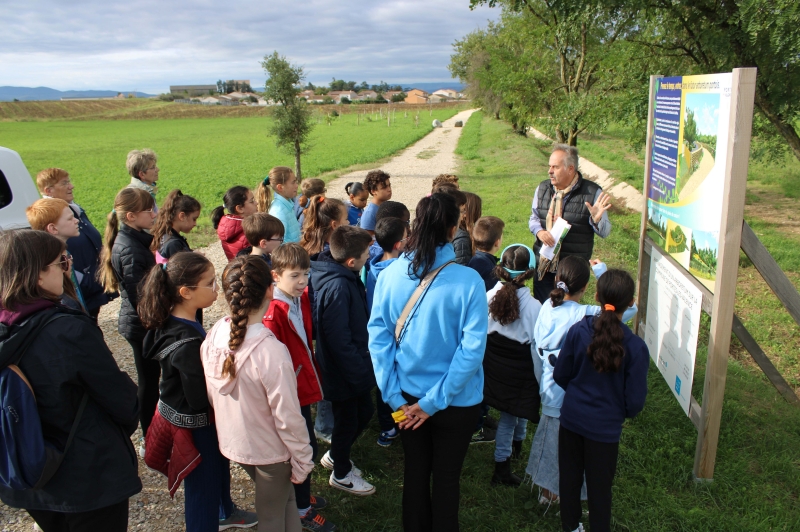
[494,411,527,461]
[314,400,334,435]
[184,424,234,532]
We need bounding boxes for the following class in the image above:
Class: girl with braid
[202,256,313,532]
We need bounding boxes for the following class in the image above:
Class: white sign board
[644,248,703,415]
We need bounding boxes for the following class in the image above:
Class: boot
[511,439,523,460]
[491,458,522,487]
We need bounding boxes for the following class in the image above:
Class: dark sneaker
[377,428,399,447]
[300,508,336,531]
[309,494,327,510]
[483,416,499,430]
[471,427,496,444]
[219,507,258,530]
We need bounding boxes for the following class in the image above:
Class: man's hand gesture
[586,193,612,224]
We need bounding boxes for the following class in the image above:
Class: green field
[0,108,459,244]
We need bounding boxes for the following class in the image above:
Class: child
[431,173,459,191]
[202,256,313,530]
[211,186,258,261]
[359,170,392,235]
[151,189,201,264]
[525,256,638,506]
[366,200,411,264]
[265,166,302,243]
[138,252,257,532]
[484,245,542,487]
[98,187,158,454]
[25,198,86,311]
[236,212,285,264]
[366,217,408,448]
[460,191,482,255]
[469,216,505,291]
[263,244,336,532]
[296,178,327,227]
[310,225,376,495]
[126,148,159,210]
[345,182,369,226]
[555,268,648,532]
[435,187,471,265]
[300,196,348,256]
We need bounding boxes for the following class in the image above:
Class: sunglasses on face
[47,254,71,273]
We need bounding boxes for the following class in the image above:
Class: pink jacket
[201,317,313,483]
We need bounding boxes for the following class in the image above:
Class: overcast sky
[0,0,497,94]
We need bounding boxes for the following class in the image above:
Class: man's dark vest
[533,173,601,262]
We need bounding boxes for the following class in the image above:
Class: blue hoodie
[365,253,397,312]
[368,243,488,415]
[535,263,638,418]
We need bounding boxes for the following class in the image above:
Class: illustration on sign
[645,74,732,291]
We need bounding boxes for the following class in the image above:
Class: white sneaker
[329,471,375,496]
[319,450,361,476]
[314,429,332,444]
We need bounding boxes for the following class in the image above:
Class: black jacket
[483,333,540,422]
[158,228,191,261]
[142,318,209,428]
[452,228,473,266]
[112,224,155,341]
[310,250,375,401]
[0,303,141,512]
[66,204,115,312]
[468,251,499,292]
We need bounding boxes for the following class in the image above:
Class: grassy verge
[0,109,459,248]
[302,113,800,531]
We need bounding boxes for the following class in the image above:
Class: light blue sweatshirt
[536,263,638,418]
[269,194,301,243]
[368,244,488,415]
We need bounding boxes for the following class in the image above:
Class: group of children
[7,148,650,532]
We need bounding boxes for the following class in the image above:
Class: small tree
[262,51,315,179]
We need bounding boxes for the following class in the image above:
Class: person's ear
[494,238,502,249]
[234,204,244,215]
[46,223,59,236]
[176,211,187,222]
[178,286,194,300]
[125,211,137,223]
[275,183,284,193]
[259,238,269,249]
[272,270,281,283]
[345,257,357,269]
[43,186,53,196]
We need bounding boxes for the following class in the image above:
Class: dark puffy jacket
[111,224,155,341]
[310,250,375,401]
[66,204,115,312]
[158,228,191,261]
[142,318,209,428]
[483,333,540,422]
[0,302,141,512]
[452,228,473,266]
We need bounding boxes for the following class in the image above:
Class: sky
[685,93,721,136]
[0,0,497,94]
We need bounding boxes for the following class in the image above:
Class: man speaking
[529,144,612,302]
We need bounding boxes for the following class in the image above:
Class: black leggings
[294,404,319,510]
[559,425,619,532]
[128,338,160,438]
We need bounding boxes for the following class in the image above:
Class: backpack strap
[394,261,455,345]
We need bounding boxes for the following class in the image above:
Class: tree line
[305,80,405,95]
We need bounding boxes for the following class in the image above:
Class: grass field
[0,108,459,245]
[301,112,800,531]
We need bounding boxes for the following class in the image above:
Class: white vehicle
[0,147,40,229]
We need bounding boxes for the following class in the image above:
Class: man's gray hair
[552,144,579,171]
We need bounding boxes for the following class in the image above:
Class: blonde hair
[300,196,346,255]
[97,188,155,292]
[126,149,157,179]
[26,198,69,231]
[36,168,69,194]
[256,166,295,212]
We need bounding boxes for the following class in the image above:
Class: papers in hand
[540,217,572,260]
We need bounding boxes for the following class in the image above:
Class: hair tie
[556,281,569,294]
[161,263,168,271]
[604,304,616,312]
[318,196,324,203]
[263,176,270,187]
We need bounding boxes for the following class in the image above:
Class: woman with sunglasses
[0,229,141,532]
[98,187,158,456]
[137,251,257,531]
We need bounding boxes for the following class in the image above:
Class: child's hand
[398,403,430,430]
[589,259,603,266]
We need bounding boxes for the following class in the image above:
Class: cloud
[0,0,497,93]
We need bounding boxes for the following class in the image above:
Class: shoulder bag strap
[394,261,455,345]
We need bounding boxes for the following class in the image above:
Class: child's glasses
[186,279,219,292]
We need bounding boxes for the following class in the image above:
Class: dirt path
[679,147,714,200]
[326,109,479,213]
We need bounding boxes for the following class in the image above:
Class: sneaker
[471,427,496,444]
[319,450,361,476]
[300,507,336,531]
[33,524,42,532]
[139,437,146,458]
[329,471,375,496]
[309,494,327,510]
[219,507,258,530]
[314,430,332,444]
[377,428,399,447]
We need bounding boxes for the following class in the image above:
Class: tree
[684,108,698,147]
[262,52,315,179]
[391,92,407,103]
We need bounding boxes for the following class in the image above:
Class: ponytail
[300,196,345,255]
[489,245,536,325]
[406,193,460,280]
[549,255,590,307]
[221,255,273,380]
[98,187,154,292]
[587,269,636,373]
[345,181,364,198]
[255,177,271,213]
[212,185,250,229]
[299,178,325,208]
[151,189,201,250]
[138,252,213,330]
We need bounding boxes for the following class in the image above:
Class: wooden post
[693,67,757,480]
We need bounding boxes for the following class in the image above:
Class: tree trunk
[755,94,800,164]
[294,140,302,180]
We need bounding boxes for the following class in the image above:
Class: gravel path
[1,114,479,531]
[325,109,479,213]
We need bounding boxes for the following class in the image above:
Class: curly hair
[221,256,273,379]
[587,269,635,373]
[431,174,459,192]
[489,246,536,325]
[363,169,390,195]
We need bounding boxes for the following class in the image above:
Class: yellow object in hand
[391,409,407,423]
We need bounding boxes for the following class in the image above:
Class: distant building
[170,85,217,96]
[356,90,379,101]
[433,89,461,99]
[405,89,429,104]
